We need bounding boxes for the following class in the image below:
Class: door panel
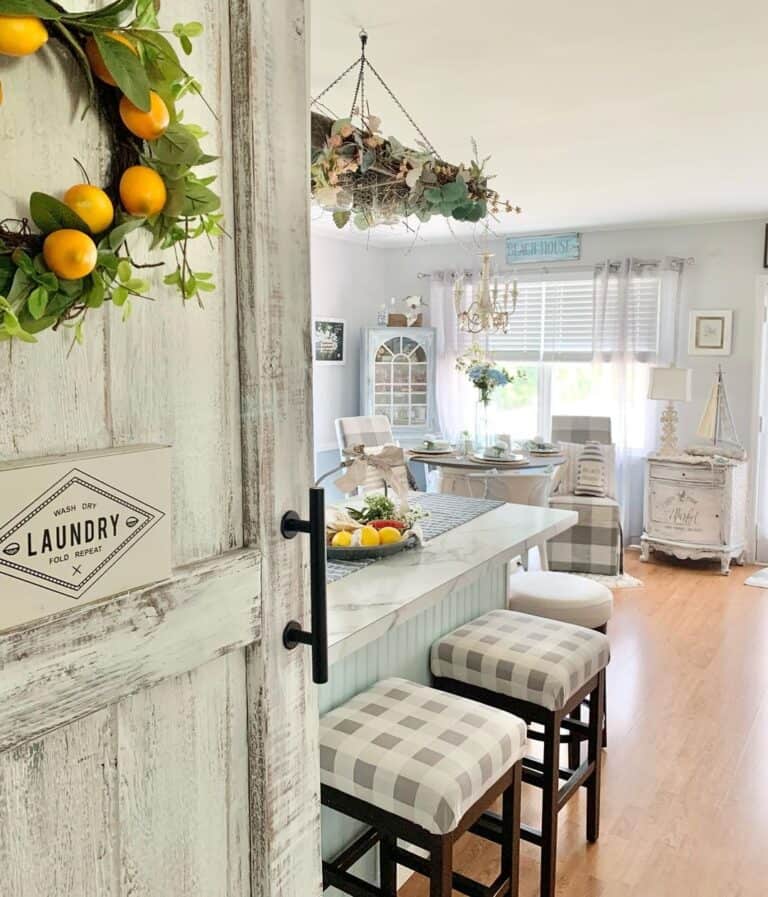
[0,711,117,897]
[117,653,249,897]
[0,0,319,894]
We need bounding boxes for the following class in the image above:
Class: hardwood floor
[399,551,768,897]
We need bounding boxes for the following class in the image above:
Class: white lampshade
[648,366,692,402]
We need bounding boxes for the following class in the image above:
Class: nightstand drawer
[647,482,722,544]
[648,461,725,487]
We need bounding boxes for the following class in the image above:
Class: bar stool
[431,611,610,897]
[508,571,613,767]
[320,677,527,897]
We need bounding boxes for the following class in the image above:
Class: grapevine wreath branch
[0,0,223,344]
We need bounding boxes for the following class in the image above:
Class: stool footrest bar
[323,862,382,897]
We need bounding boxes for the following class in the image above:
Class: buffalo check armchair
[546,415,623,576]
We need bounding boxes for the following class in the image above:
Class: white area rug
[580,572,644,590]
[745,568,768,589]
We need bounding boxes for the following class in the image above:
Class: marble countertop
[327,502,577,664]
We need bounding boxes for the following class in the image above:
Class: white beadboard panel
[319,564,508,891]
[117,651,250,897]
[0,708,117,897]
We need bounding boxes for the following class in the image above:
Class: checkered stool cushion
[508,571,613,629]
[431,610,610,712]
[319,678,527,835]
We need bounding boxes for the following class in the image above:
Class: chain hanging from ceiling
[309,30,520,235]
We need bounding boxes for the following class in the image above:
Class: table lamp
[648,365,692,456]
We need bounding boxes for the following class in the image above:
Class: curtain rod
[415,256,695,278]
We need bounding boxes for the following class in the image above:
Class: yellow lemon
[63,184,114,234]
[43,229,97,280]
[0,16,48,57]
[119,165,167,216]
[359,525,380,547]
[378,526,402,545]
[331,530,352,548]
[119,91,170,141]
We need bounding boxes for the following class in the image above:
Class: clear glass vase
[474,397,490,451]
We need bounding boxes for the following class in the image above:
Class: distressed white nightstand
[640,455,748,575]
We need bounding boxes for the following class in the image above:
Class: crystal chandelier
[453,252,517,334]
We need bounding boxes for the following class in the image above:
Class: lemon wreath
[0,0,222,344]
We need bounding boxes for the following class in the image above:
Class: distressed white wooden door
[0,2,321,896]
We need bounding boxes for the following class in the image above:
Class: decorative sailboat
[687,366,746,460]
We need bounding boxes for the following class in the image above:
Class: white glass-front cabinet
[361,327,437,445]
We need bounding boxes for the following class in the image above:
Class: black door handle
[281,487,328,684]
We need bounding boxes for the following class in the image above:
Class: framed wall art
[688,309,733,356]
[313,318,346,364]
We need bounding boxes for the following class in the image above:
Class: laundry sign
[0,445,171,632]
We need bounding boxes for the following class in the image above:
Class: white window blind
[482,275,661,362]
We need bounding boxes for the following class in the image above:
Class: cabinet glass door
[373,336,428,428]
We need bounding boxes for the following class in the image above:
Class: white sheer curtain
[593,257,683,542]
[430,272,474,439]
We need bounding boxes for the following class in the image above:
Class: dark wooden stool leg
[379,833,397,897]
[567,703,582,770]
[587,671,605,843]
[429,837,452,897]
[502,762,522,897]
[540,712,561,897]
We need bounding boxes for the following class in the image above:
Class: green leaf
[105,217,146,251]
[181,179,220,216]
[94,32,151,111]
[178,33,192,55]
[122,299,133,322]
[29,192,90,235]
[424,187,443,205]
[74,320,85,345]
[442,180,468,203]
[151,123,203,167]
[162,178,187,218]
[134,0,159,28]
[27,286,49,321]
[112,286,129,307]
[133,29,185,79]
[0,0,61,19]
[332,210,351,229]
[85,274,105,309]
[7,267,32,304]
[117,260,132,283]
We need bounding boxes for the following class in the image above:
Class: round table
[407,451,566,472]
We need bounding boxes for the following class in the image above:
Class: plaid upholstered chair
[334,415,416,494]
[546,415,623,575]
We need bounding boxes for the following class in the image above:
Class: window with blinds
[482,276,661,362]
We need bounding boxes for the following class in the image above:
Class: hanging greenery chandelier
[453,253,518,335]
[310,30,520,231]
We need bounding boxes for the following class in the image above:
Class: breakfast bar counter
[325,501,577,666]
[319,496,577,889]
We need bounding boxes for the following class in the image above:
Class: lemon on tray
[378,526,402,545]
[331,530,353,548]
[358,525,381,547]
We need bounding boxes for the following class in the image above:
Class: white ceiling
[310,0,768,245]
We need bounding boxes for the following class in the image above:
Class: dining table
[407,449,567,472]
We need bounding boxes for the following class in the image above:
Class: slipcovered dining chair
[334,415,416,494]
[547,415,623,575]
[437,468,553,569]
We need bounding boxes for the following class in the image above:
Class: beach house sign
[0,445,171,631]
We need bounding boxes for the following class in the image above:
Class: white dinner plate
[471,453,528,466]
